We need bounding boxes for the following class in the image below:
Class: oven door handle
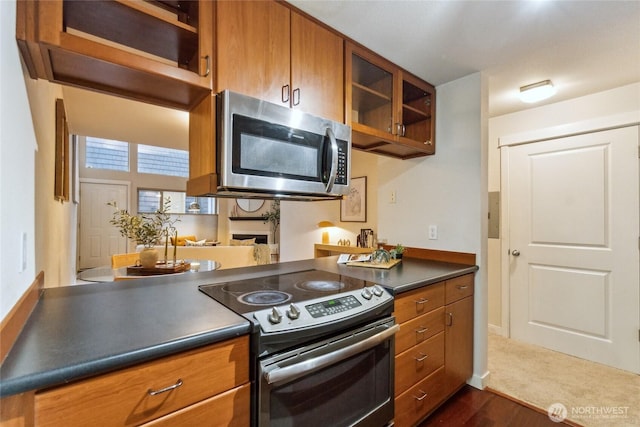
[264,323,399,386]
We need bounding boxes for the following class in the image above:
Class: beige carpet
[487,332,640,426]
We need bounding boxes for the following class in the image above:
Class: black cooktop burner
[199,269,374,315]
[239,290,292,306]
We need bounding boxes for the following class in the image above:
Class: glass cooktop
[199,269,375,315]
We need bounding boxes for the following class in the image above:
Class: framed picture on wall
[341,176,366,222]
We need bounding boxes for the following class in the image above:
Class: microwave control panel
[336,140,348,185]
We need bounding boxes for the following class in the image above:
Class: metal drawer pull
[293,88,301,106]
[147,379,183,396]
[456,285,469,290]
[414,390,428,401]
[415,327,429,334]
[414,352,429,362]
[416,298,429,310]
[446,312,453,326]
[202,55,210,77]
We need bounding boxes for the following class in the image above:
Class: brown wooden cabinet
[33,337,250,426]
[393,274,474,426]
[346,42,436,159]
[216,1,344,122]
[16,0,212,110]
[444,274,475,396]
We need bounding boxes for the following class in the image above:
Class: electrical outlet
[428,225,438,240]
[390,190,396,204]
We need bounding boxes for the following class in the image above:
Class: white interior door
[79,181,129,269]
[507,126,639,373]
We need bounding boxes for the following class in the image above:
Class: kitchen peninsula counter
[0,256,476,397]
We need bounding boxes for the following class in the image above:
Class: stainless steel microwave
[215,90,351,200]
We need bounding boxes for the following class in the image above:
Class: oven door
[258,317,398,427]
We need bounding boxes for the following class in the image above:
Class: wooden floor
[418,386,574,427]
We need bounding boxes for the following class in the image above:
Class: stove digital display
[306,295,362,318]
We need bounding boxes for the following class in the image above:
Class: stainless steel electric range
[199,269,397,427]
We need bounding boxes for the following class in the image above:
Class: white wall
[487,82,640,332]
[1,0,37,319]
[279,149,379,262]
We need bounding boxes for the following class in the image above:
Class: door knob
[512,249,520,256]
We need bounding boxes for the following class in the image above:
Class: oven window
[268,343,391,426]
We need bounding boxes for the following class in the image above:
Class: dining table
[77,259,220,283]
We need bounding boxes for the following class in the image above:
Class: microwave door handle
[324,127,338,193]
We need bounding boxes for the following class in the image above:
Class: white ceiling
[288,0,640,117]
[64,0,640,146]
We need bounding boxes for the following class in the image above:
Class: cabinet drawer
[395,332,444,396]
[395,307,444,355]
[394,366,446,427]
[35,336,249,427]
[445,274,474,304]
[141,383,251,427]
[394,283,444,324]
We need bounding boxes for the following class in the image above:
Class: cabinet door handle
[147,379,183,396]
[202,55,210,77]
[394,122,406,136]
[414,352,429,362]
[282,85,290,103]
[292,88,301,106]
[414,390,428,401]
[446,312,453,326]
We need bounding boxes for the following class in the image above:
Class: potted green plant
[390,243,406,259]
[108,199,179,268]
[261,200,280,244]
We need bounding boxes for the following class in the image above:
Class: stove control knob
[372,286,384,297]
[361,288,373,300]
[268,307,283,324]
[287,304,301,320]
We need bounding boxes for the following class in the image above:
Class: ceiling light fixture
[519,80,556,103]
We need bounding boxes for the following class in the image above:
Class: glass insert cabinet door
[349,48,395,136]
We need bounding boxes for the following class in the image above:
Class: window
[138,189,217,215]
[137,144,188,177]
[85,137,129,171]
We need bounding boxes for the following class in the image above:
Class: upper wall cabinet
[216,1,344,122]
[346,42,436,159]
[16,0,213,110]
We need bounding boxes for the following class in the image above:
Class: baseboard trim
[468,369,491,390]
[0,271,44,363]
[488,323,503,336]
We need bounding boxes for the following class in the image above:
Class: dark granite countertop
[0,256,476,397]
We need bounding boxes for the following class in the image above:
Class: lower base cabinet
[393,274,474,426]
[34,336,250,426]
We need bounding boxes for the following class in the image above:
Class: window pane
[163,191,186,213]
[138,190,161,213]
[138,145,188,177]
[85,137,129,171]
[138,189,217,215]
